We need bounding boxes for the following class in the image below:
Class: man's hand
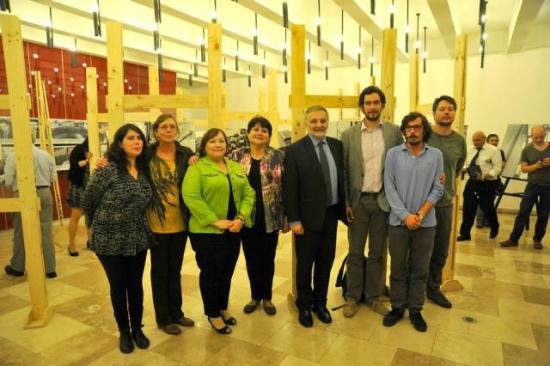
[439,174,446,185]
[541,158,550,167]
[404,214,421,230]
[212,219,233,230]
[345,207,354,223]
[281,217,290,233]
[291,223,304,235]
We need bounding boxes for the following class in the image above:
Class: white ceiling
[4,0,550,81]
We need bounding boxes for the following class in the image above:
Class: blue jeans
[510,183,550,243]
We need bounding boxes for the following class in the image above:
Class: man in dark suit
[284,105,346,328]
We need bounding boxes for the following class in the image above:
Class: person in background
[82,124,153,354]
[383,112,444,332]
[229,116,286,316]
[457,131,502,241]
[476,133,507,228]
[66,137,92,256]
[182,128,255,335]
[500,126,550,250]
[4,138,57,278]
[283,105,347,328]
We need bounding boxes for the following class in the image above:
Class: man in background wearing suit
[340,86,403,318]
[284,105,346,328]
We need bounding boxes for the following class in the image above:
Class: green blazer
[182,156,255,234]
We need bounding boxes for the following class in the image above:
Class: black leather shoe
[263,302,277,316]
[383,308,404,327]
[298,309,313,328]
[208,317,232,334]
[456,235,471,242]
[131,328,150,349]
[409,310,427,332]
[312,306,332,324]
[243,300,259,314]
[4,265,24,277]
[119,330,134,354]
[46,272,57,279]
[68,248,79,257]
[427,290,452,309]
[489,227,499,239]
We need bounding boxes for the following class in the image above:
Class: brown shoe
[343,299,360,318]
[175,316,195,327]
[160,324,181,335]
[499,239,518,248]
[534,240,543,250]
[368,299,389,316]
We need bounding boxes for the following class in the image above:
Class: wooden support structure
[0,14,52,328]
[409,54,419,112]
[86,67,100,172]
[380,29,397,123]
[441,34,468,293]
[290,24,306,142]
[208,23,223,129]
[106,22,124,140]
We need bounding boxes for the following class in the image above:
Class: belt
[361,192,378,197]
[36,186,50,189]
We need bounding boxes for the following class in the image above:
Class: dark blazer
[283,135,347,231]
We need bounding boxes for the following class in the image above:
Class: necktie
[470,147,482,167]
[318,141,332,205]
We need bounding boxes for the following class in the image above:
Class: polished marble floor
[0,212,549,365]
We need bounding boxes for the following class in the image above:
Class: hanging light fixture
[324,51,329,80]
[211,0,217,23]
[91,0,101,37]
[422,26,427,73]
[0,0,11,12]
[389,0,396,29]
[45,7,54,48]
[370,35,375,77]
[282,28,288,66]
[71,38,78,68]
[404,0,410,52]
[153,0,161,51]
[316,0,322,46]
[340,9,344,60]
[282,2,288,28]
[283,65,288,84]
[222,57,227,82]
[194,49,199,77]
[200,28,206,62]
[414,13,421,54]
[479,0,488,68]
[357,25,361,70]
[253,13,259,55]
[307,41,312,74]
[262,50,266,79]
[234,40,239,71]
[158,39,163,82]
[188,63,193,87]
[370,0,375,15]
[247,65,252,87]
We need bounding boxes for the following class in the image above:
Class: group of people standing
[4,85,548,354]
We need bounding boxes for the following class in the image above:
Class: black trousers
[510,183,550,243]
[97,250,147,331]
[241,228,278,301]
[189,232,240,317]
[295,205,338,310]
[150,231,188,326]
[460,179,499,236]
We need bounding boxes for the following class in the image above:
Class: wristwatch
[416,212,424,221]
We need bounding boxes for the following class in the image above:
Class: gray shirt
[521,144,550,186]
[4,146,56,192]
[428,130,467,207]
[384,143,445,227]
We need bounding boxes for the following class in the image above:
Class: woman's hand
[188,154,199,165]
[212,219,233,230]
[228,219,244,233]
[95,158,108,170]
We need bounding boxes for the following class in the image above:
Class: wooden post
[0,14,52,328]
[148,65,161,122]
[175,86,185,122]
[338,89,344,121]
[106,22,124,141]
[355,83,361,120]
[409,53,419,112]
[259,87,267,113]
[267,70,280,147]
[441,35,468,292]
[380,29,397,123]
[290,24,306,142]
[86,67,100,172]
[208,23,223,129]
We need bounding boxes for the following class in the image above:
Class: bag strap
[334,255,348,287]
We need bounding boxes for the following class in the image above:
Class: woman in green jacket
[182,128,255,335]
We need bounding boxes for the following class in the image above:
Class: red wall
[0,39,177,230]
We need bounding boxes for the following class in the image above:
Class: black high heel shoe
[68,248,79,257]
[221,313,237,326]
[208,317,232,335]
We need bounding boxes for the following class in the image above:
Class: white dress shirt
[465,143,502,180]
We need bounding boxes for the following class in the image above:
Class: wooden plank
[409,54,419,112]
[223,111,259,121]
[34,72,47,150]
[355,83,361,120]
[0,198,22,212]
[208,23,223,129]
[0,14,50,328]
[148,65,161,121]
[441,34,468,292]
[0,94,31,110]
[417,103,432,116]
[122,94,210,109]
[338,89,343,121]
[106,22,124,140]
[175,86,184,122]
[259,87,267,113]
[380,29,397,124]
[86,67,100,172]
[267,70,280,147]
[288,95,357,109]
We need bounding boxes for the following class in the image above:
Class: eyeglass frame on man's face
[404,124,423,131]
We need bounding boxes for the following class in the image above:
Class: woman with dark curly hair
[66,137,92,256]
[82,123,154,354]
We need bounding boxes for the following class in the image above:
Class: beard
[407,136,422,145]
[365,111,381,122]
[436,119,453,127]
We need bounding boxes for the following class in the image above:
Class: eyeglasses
[405,125,423,131]
[158,125,177,130]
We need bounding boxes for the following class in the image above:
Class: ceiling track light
[45,7,54,48]
[307,41,312,74]
[194,49,199,77]
[371,0,375,15]
[370,35,374,77]
[235,39,239,71]
[188,63,193,87]
[282,2,288,28]
[389,0,395,29]
[222,57,226,82]
[316,0,321,46]
[211,0,217,23]
[405,0,410,52]
[200,28,206,62]
[422,26,427,73]
[0,0,11,12]
[479,0,488,68]
[262,50,266,79]
[71,38,78,68]
[253,13,259,55]
[357,25,361,70]
[415,13,420,54]
[282,28,288,66]
[92,0,101,37]
[152,0,161,52]
[247,65,252,87]
[324,50,329,80]
[340,9,344,60]
[158,39,163,82]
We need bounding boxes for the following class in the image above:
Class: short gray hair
[304,105,329,121]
